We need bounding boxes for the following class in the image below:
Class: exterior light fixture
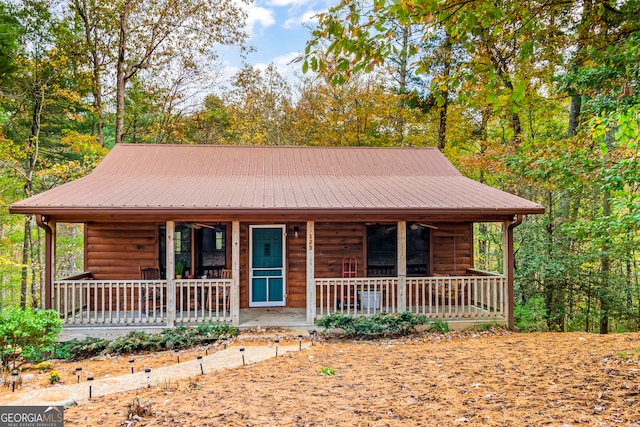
[293,226,299,238]
[87,377,94,398]
[11,370,18,392]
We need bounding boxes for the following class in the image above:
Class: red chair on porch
[337,257,360,310]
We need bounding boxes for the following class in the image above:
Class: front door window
[250,225,285,306]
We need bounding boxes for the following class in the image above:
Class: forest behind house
[0,0,638,334]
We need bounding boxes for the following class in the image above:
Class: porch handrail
[315,275,506,321]
[406,275,506,318]
[53,278,231,325]
[60,271,93,280]
[174,278,232,323]
[315,277,398,318]
[465,268,503,277]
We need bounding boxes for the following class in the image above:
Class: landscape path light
[129,359,135,374]
[175,349,180,363]
[87,376,94,399]
[275,339,280,357]
[75,367,82,383]
[11,370,18,392]
[197,355,204,374]
[145,368,151,388]
[298,334,303,351]
[240,347,245,366]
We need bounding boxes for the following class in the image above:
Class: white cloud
[283,9,323,29]
[273,52,300,69]
[253,51,302,79]
[267,0,308,6]
[245,5,276,36]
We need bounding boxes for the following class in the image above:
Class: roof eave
[9,205,546,218]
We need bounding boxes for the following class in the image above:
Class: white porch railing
[53,279,231,325]
[174,279,231,323]
[316,275,506,320]
[406,275,506,318]
[315,278,398,317]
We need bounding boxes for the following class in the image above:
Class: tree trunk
[31,225,42,308]
[567,94,582,137]
[115,3,130,144]
[599,188,611,334]
[21,84,44,308]
[395,25,409,144]
[437,33,452,151]
[487,49,522,146]
[73,0,104,146]
[20,215,32,309]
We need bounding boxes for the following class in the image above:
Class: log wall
[314,222,366,278]
[431,222,474,276]
[85,222,159,280]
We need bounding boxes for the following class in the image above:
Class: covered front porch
[53,273,506,328]
[48,219,515,329]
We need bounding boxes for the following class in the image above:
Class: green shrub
[319,367,337,376]
[56,322,238,361]
[0,308,62,369]
[316,312,431,337]
[55,337,109,361]
[428,319,450,333]
[514,296,548,332]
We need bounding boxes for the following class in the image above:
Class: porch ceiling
[10,145,544,217]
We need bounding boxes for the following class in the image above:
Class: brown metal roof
[9,144,544,217]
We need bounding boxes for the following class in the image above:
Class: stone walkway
[0,344,301,406]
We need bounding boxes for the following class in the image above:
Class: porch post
[503,216,522,331]
[397,221,406,312]
[166,221,175,328]
[36,215,54,310]
[306,221,315,324]
[231,221,240,326]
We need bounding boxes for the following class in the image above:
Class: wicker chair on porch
[140,267,163,314]
[219,269,231,311]
[206,269,231,312]
[432,273,463,306]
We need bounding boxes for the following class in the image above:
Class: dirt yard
[4,330,640,426]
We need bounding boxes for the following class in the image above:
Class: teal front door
[250,226,285,307]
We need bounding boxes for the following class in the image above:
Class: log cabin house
[10,144,544,330]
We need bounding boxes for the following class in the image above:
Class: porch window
[366,223,430,277]
[367,225,397,276]
[159,224,226,278]
[407,222,430,276]
[196,225,226,277]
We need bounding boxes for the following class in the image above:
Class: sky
[216,0,334,87]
